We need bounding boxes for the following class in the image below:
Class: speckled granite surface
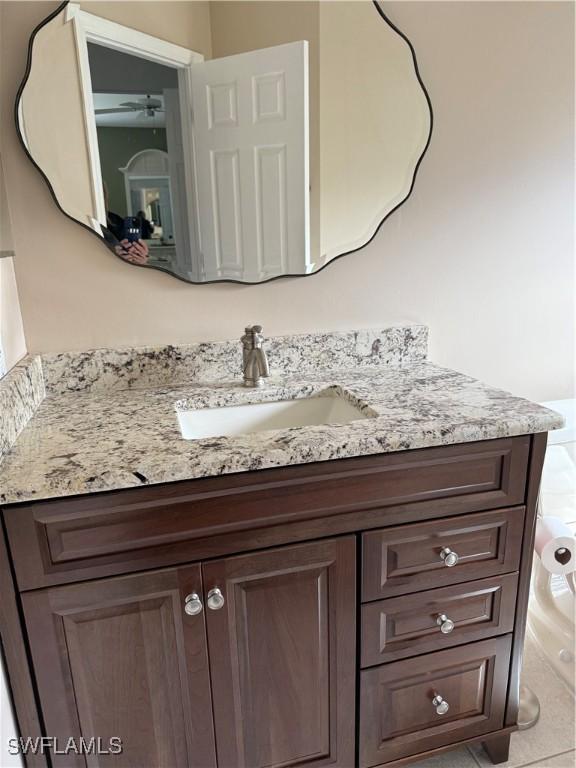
[0,359,562,505]
[0,356,45,464]
[41,325,428,394]
[0,324,424,473]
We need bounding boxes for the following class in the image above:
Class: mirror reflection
[18,1,431,283]
[89,44,186,270]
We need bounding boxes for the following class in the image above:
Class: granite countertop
[0,326,563,505]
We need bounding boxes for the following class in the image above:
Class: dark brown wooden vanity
[0,433,546,768]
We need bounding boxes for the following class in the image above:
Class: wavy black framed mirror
[17,0,432,284]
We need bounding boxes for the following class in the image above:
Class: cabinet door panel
[203,537,356,768]
[22,567,216,768]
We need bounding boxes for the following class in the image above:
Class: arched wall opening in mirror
[16,0,433,284]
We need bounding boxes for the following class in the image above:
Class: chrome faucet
[241,324,270,388]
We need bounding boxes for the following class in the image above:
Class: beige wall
[0,154,14,255]
[0,155,27,373]
[81,1,212,55]
[319,2,430,260]
[0,257,26,373]
[0,1,573,402]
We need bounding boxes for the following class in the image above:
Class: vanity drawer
[361,573,517,666]
[3,437,529,590]
[359,635,512,767]
[362,507,524,601]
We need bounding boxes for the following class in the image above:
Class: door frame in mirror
[64,3,204,275]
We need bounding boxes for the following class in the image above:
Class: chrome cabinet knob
[432,694,450,715]
[184,592,203,616]
[440,547,459,567]
[207,587,225,611]
[436,614,455,634]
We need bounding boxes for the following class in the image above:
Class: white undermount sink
[177,394,372,440]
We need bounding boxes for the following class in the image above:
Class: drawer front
[361,573,517,666]
[362,507,524,602]
[359,635,512,767]
[3,438,529,590]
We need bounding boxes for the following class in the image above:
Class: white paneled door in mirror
[17,1,432,284]
[191,41,309,282]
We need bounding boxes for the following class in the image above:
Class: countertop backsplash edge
[40,324,429,395]
[0,355,46,464]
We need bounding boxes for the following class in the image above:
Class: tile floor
[413,636,575,768]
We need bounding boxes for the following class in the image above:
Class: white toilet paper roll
[535,516,576,575]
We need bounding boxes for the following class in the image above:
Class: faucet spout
[241,325,270,388]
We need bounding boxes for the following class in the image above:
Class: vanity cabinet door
[203,537,356,768]
[22,566,216,768]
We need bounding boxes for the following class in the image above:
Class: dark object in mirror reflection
[122,217,142,243]
[101,225,149,266]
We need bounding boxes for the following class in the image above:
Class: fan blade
[120,98,162,109]
[95,108,135,114]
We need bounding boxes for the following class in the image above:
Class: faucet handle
[242,324,263,339]
[241,324,269,387]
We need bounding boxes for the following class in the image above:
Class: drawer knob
[432,694,450,715]
[436,614,455,634]
[184,593,203,616]
[207,587,225,611]
[440,547,459,567]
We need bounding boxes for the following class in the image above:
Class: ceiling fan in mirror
[94,94,165,119]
